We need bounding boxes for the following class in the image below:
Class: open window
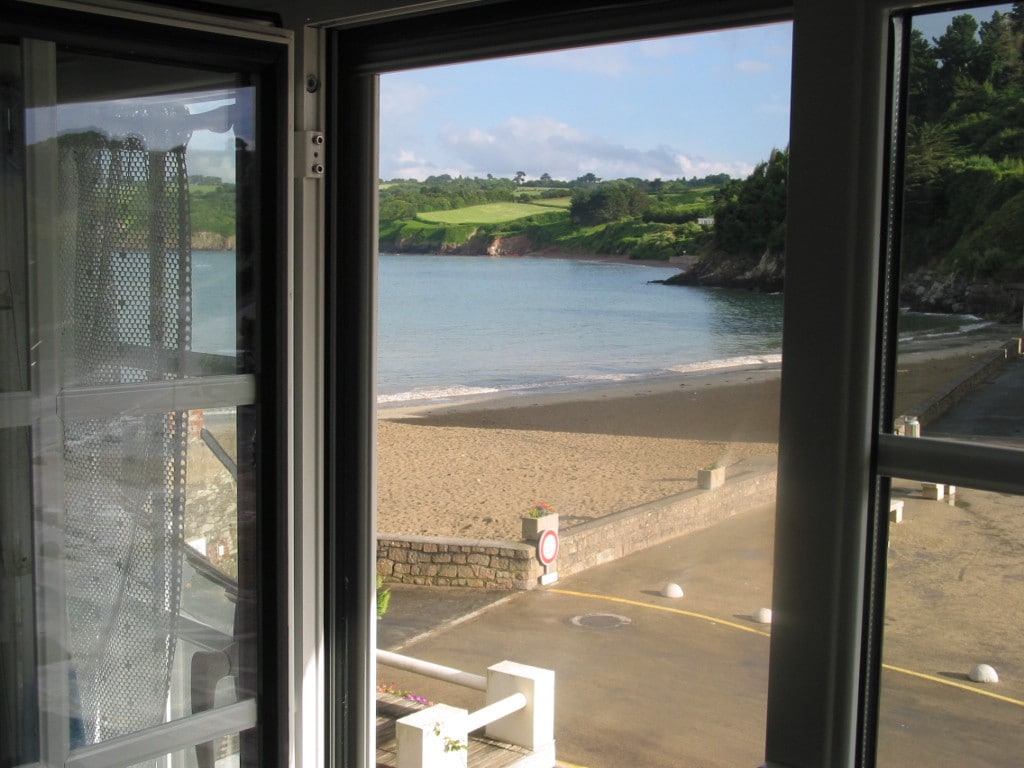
[0,5,288,766]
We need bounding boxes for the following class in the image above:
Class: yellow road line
[881,663,1024,708]
[550,588,770,637]
[550,588,1024,709]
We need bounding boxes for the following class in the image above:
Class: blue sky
[380,22,793,182]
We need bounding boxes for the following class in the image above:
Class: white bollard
[485,661,555,752]
[969,664,999,684]
[661,582,684,598]
[889,499,904,523]
[396,703,468,768]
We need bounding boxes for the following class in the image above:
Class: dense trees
[569,180,648,225]
[903,5,1024,281]
[710,147,788,258]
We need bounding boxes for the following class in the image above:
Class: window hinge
[296,131,325,179]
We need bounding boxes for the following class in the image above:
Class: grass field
[416,201,569,224]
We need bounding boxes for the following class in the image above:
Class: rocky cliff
[661,249,784,293]
[900,269,1021,319]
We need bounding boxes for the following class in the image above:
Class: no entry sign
[537,528,559,565]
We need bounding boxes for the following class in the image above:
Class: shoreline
[381,247,692,271]
[376,327,1019,541]
[377,356,782,419]
[376,321,1013,417]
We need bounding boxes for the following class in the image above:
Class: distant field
[417,202,568,224]
[531,197,572,209]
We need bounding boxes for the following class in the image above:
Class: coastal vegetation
[900,7,1024,291]
[187,9,1024,319]
[188,178,236,250]
[377,172,721,259]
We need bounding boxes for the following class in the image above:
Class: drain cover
[570,613,633,629]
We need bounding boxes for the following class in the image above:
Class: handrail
[464,692,526,733]
[378,650,555,766]
[377,648,487,691]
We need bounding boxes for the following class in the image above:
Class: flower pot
[698,466,725,490]
[522,512,559,541]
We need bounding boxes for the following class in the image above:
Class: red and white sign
[537,528,559,565]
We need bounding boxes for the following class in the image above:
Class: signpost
[536,528,559,586]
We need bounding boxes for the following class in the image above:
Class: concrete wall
[897,338,1021,431]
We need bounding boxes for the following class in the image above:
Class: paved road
[377,351,1024,767]
[378,499,1024,767]
[926,355,1024,446]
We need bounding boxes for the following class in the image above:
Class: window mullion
[877,433,1024,495]
[24,35,74,766]
[57,374,256,422]
[64,699,257,768]
[765,2,891,766]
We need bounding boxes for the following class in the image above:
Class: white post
[484,661,555,753]
[396,704,468,768]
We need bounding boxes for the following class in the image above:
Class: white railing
[377,650,555,768]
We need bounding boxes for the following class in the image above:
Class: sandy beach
[377,327,1017,539]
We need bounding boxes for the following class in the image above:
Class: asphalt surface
[926,354,1024,446]
[377,352,1024,768]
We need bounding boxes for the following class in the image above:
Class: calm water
[189,251,988,404]
[378,254,785,403]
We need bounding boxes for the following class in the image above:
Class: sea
[191,251,990,406]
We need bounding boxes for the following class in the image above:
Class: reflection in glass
[894,5,1024,443]
[123,728,253,768]
[2,32,261,765]
[0,42,28,394]
[0,427,38,766]
[880,8,1024,763]
[879,481,1023,764]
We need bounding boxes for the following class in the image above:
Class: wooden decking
[375,694,539,768]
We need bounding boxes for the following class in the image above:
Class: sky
[379,22,793,183]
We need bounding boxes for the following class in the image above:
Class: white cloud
[380,79,439,121]
[674,153,754,179]
[420,115,754,181]
[735,59,773,74]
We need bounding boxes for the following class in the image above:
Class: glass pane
[880,8,1024,763]
[0,42,29,394]
[0,426,38,766]
[375,24,789,767]
[879,481,1023,764]
[1,28,267,765]
[45,53,252,384]
[893,5,1024,446]
[122,728,253,768]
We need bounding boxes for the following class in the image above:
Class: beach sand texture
[377,334,1009,540]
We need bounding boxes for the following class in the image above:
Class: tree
[514,170,526,185]
[933,14,986,94]
[570,181,648,225]
[711,147,788,256]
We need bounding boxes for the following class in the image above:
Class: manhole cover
[570,613,633,629]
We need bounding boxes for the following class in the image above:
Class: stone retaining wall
[377,456,777,590]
